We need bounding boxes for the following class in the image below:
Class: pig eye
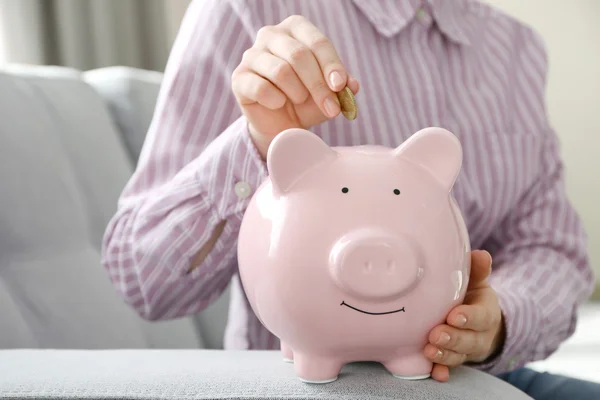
[341,187,349,193]
[393,189,400,195]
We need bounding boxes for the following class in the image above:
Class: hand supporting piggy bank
[237,127,471,383]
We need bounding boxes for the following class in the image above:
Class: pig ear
[267,128,337,194]
[393,127,463,191]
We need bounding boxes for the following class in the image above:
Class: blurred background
[0,0,598,386]
[0,0,191,70]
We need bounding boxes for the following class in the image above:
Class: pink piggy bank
[237,127,471,383]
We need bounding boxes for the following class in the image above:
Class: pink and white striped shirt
[101,0,594,375]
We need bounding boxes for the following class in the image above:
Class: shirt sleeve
[100,0,266,320]
[470,27,595,375]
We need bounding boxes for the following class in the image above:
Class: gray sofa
[0,64,230,351]
[0,65,534,399]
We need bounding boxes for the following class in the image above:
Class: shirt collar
[351,0,482,46]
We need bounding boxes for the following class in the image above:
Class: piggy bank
[237,127,471,383]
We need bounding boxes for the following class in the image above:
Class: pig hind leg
[383,352,432,380]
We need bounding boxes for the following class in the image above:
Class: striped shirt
[101,0,594,375]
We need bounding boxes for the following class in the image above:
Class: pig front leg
[293,353,343,384]
[383,352,432,380]
[281,341,294,363]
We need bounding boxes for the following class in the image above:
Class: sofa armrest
[0,350,531,399]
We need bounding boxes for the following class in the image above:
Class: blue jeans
[496,367,600,400]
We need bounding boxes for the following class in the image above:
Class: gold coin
[336,86,357,120]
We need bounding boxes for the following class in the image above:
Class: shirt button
[416,8,428,20]
[234,181,252,199]
[508,357,519,370]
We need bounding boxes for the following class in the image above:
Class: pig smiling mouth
[340,301,406,315]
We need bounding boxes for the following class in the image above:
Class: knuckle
[231,69,247,92]
[231,68,241,85]
[255,26,267,40]
[442,351,457,367]
[257,25,273,36]
[251,82,270,102]
[288,44,310,64]
[283,14,306,26]
[254,81,272,101]
[256,25,275,41]
[272,62,294,82]
[308,35,331,52]
[449,332,461,349]
[296,87,310,103]
[459,333,476,354]
[308,78,329,95]
[241,48,256,64]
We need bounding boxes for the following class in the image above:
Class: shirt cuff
[196,115,268,221]
[467,280,543,375]
[133,116,267,280]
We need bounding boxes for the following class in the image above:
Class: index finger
[281,15,348,92]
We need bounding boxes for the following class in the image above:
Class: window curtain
[0,0,192,71]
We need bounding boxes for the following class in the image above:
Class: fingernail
[437,332,451,345]
[329,71,344,89]
[324,96,340,118]
[455,314,467,327]
[429,347,443,359]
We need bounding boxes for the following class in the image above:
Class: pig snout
[329,229,423,300]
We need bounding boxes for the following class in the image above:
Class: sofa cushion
[0,350,532,399]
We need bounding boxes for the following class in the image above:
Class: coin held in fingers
[336,86,357,120]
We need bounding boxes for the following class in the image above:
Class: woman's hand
[425,250,506,382]
[231,15,359,159]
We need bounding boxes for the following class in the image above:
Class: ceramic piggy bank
[237,127,470,383]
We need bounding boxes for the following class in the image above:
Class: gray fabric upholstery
[0,350,532,399]
[83,65,232,350]
[83,66,164,164]
[0,64,202,349]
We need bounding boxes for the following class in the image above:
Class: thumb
[467,250,492,288]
